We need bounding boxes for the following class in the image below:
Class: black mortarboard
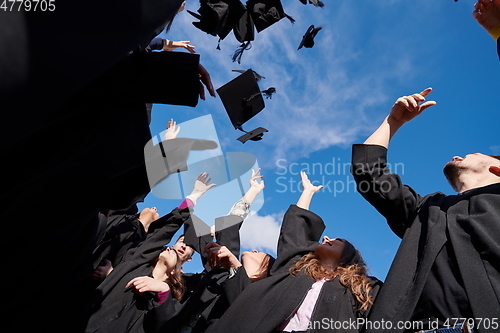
[232,69,265,80]
[298,25,322,50]
[216,69,275,142]
[247,0,295,33]
[233,9,255,43]
[189,0,247,40]
[298,0,325,7]
[237,127,268,143]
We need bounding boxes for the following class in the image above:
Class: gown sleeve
[351,144,424,238]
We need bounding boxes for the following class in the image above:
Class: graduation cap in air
[232,69,265,80]
[247,0,295,33]
[188,0,248,41]
[298,24,322,50]
[216,69,276,143]
[298,0,325,7]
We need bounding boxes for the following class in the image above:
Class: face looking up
[443,153,500,191]
[241,250,273,282]
[314,236,346,268]
[171,236,194,263]
[158,246,179,271]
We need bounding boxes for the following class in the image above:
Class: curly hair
[289,240,374,311]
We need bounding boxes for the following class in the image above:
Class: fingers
[418,87,433,98]
[197,172,208,182]
[199,81,206,101]
[300,171,309,183]
[203,241,220,253]
[396,88,434,112]
[198,64,216,98]
[418,100,437,113]
[125,276,141,289]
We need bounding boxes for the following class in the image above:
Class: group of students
[80,160,383,333]
[1,0,499,333]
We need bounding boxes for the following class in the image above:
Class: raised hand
[187,172,217,204]
[473,0,500,32]
[162,40,196,54]
[249,168,265,191]
[198,63,216,101]
[300,171,324,193]
[163,118,180,140]
[388,88,437,125]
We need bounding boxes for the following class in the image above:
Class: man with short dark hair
[351,88,500,333]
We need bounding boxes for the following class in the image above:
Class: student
[204,172,382,333]
[144,170,267,333]
[90,170,215,282]
[351,88,500,332]
[2,2,216,331]
[78,173,216,333]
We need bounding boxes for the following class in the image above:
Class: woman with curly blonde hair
[204,172,382,333]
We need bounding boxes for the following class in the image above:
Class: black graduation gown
[0,4,204,331]
[497,37,499,60]
[91,213,147,269]
[82,207,192,333]
[144,215,244,333]
[204,205,382,333]
[351,144,500,333]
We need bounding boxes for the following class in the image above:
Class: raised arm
[363,88,436,148]
[296,171,323,210]
[351,90,435,237]
[226,169,265,219]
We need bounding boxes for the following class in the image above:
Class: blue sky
[137,0,500,281]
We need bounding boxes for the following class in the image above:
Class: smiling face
[314,236,346,268]
[443,153,500,191]
[171,236,194,263]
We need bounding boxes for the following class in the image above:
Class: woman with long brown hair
[204,172,382,333]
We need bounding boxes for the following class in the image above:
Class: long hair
[290,240,374,311]
[166,262,185,300]
[151,251,186,300]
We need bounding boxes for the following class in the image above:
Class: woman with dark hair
[204,171,382,333]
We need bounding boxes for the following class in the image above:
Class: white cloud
[239,211,283,256]
[165,2,427,167]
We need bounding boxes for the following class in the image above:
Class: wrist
[386,114,405,129]
[489,24,500,41]
[301,188,317,195]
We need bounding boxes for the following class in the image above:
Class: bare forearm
[242,187,262,204]
[363,115,404,148]
[296,189,316,210]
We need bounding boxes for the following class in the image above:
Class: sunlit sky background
[137,0,500,281]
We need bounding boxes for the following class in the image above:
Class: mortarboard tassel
[262,87,276,99]
[284,13,296,25]
[244,87,276,103]
[231,41,252,64]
